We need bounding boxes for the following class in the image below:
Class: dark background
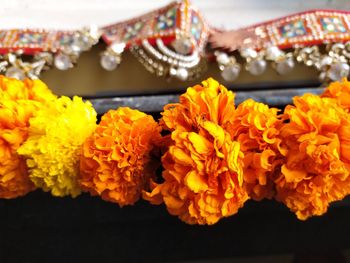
[1,191,350,263]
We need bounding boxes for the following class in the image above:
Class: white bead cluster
[215,51,241,82]
[294,43,350,82]
[130,45,166,77]
[316,43,350,81]
[215,43,350,83]
[54,25,101,71]
[0,26,101,80]
[137,38,201,81]
[3,51,51,80]
[100,42,126,71]
[216,46,296,82]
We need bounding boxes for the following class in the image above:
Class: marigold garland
[0,76,56,198]
[17,96,97,197]
[321,78,350,111]
[275,93,350,220]
[143,78,249,225]
[79,107,162,206]
[227,99,283,201]
[2,75,350,224]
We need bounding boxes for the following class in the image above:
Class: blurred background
[0,0,349,30]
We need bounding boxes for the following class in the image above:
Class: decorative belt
[0,1,349,84]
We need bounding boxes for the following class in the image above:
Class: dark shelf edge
[88,87,325,114]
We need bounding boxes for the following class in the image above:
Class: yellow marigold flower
[79,107,162,206]
[17,96,97,197]
[144,78,249,225]
[322,78,350,111]
[0,76,56,198]
[275,93,350,220]
[227,99,283,200]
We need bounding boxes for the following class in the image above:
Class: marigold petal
[281,165,307,183]
[184,171,208,193]
[187,132,212,155]
[170,147,194,166]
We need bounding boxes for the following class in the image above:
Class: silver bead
[34,52,53,66]
[328,62,350,81]
[221,64,241,82]
[100,54,119,71]
[320,56,333,69]
[8,53,17,64]
[110,42,126,54]
[71,34,91,52]
[331,43,345,53]
[29,60,46,77]
[319,71,327,82]
[240,48,258,59]
[246,59,267,75]
[265,46,283,60]
[276,57,295,75]
[169,67,177,77]
[0,61,8,72]
[172,38,192,55]
[216,52,230,65]
[88,24,101,41]
[54,53,73,70]
[301,47,313,54]
[176,67,188,81]
[6,66,25,80]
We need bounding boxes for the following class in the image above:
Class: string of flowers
[1,75,350,225]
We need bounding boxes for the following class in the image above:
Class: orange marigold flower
[275,93,350,220]
[227,99,283,200]
[79,107,162,206]
[321,78,350,111]
[161,78,236,132]
[144,78,249,225]
[0,76,56,198]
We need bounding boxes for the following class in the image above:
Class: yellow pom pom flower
[18,96,97,197]
[0,76,56,198]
